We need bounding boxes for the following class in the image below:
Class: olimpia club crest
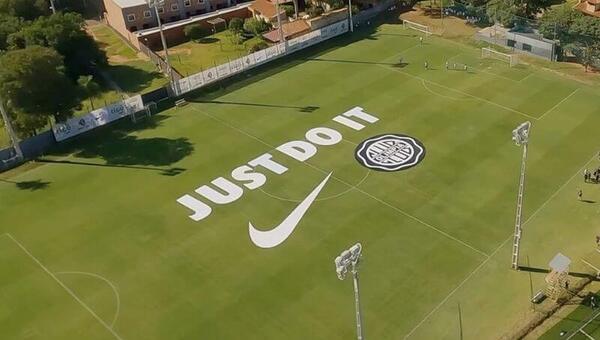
[355,134,426,171]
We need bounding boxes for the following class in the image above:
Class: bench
[175,99,188,108]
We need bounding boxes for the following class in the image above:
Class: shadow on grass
[519,266,596,280]
[104,64,164,93]
[47,115,192,175]
[188,99,319,113]
[196,37,220,44]
[0,179,50,191]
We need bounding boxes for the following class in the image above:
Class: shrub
[229,17,244,33]
[307,5,324,18]
[281,4,295,17]
[248,40,269,53]
[243,17,270,36]
[184,24,209,40]
[229,32,244,45]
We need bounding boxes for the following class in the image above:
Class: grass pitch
[1,22,600,339]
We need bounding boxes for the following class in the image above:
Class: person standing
[419,36,423,45]
[424,60,429,69]
[578,189,583,201]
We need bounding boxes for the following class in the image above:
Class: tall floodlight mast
[335,243,364,340]
[147,0,174,90]
[511,121,531,270]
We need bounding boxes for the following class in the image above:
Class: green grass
[541,299,600,339]
[1,22,600,339]
[90,24,139,61]
[167,30,267,76]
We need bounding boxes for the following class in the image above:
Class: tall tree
[10,12,107,78]
[0,46,78,134]
[0,0,48,20]
[0,14,23,51]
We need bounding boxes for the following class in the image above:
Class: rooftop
[575,0,600,17]
[249,0,285,19]
[263,19,310,42]
[112,0,148,8]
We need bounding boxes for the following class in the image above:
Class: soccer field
[2,22,600,339]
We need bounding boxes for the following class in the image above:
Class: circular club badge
[355,134,426,172]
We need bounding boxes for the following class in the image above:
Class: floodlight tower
[511,121,531,270]
[147,0,174,89]
[348,0,354,32]
[335,243,364,340]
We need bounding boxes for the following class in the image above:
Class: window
[522,43,532,52]
[507,39,516,47]
[184,0,191,6]
[171,3,179,11]
[198,0,204,3]
[127,13,136,22]
[157,6,164,13]
[143,10,151,18]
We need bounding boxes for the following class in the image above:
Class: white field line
[55,271,121,328]
[4,234,124,340]
[420,79,473,101]
[192,107,490,258]
[538,88,580,120]
[404,152,599,338]
[379,63,539,121]
[518,72,535,83]
[566,309,600,340]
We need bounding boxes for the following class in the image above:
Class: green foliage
[0,0,48,20]
[307,4,324,18]
[248,40,268,53]
[486,0,521,28]
[0,46,78,134]
[10,12,107,78]
[228,32,244,45]
[322,0,345,10]
[184,24,209,41]
[228,17,244,34]
[243,17,270,36]
[0,14,23,51]
[281,4,295,17]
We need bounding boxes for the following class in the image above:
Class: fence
[139,42,184,82]
[172,19,349,96]
[475,26,557,61]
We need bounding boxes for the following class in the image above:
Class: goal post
[482,47,518,67]
[402,19,432,36]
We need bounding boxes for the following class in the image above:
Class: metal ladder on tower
[511,143,528,270]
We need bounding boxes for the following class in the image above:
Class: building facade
[103,0,234,36]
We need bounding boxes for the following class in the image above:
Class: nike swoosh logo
[249,172,333,249]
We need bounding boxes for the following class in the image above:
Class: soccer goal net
[482,47,518,67]
[402,20,432,36]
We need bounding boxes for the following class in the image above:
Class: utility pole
[348,0,354,32]
[275,0,285,45]
[147,0,174,91]
[335,243,364,340]
[49,0,57,13]
[511,121,531,270]
[0,98,23,161]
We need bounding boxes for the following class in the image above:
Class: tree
[0,46,78,134]
[184,23,209,41]
[0,14,23,51]
[243,18,270,36]
[228,17,244,34]
[538,5,578,41]
[0,0,48,20]
[10,12,107,78]
[77,75,101,110]
[281,4,295,17]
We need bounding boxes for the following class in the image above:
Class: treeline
[0,0,107,136]
[454,0,600,68]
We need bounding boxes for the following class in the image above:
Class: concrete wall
[0,131,56,172]
[306,8,347,29]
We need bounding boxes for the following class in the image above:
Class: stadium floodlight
[511,121,531,270]
[335,243,364,340]
[348,0,354,32]
[146,0,174,89]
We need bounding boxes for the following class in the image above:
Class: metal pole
[352,266,363,340]
[275,0,284,45]
[511,141,528,270]
[154,5,174,90]
[0,98,23,160]
[348,0,354,32]
[49,0,56,13]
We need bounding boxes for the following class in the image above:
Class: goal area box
[482,47,518,67]
[402,20,432,36]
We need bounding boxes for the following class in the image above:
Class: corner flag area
[1,22,600,339]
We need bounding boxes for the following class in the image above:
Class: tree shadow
[196,37,220,44]
[0,179,50,191]
[188,99,319,113]
[103,64,165,93]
